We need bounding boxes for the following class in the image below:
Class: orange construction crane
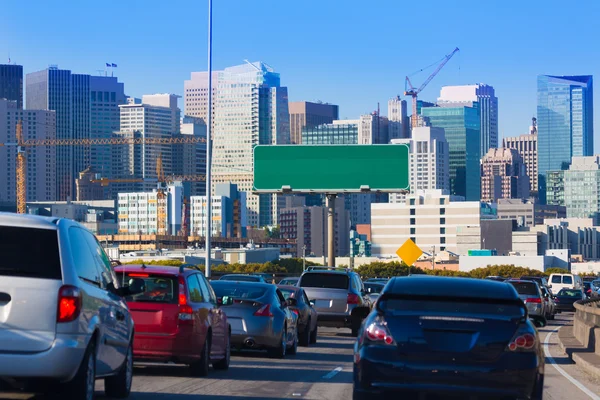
[404,47,459,128]
[0,128,206,216]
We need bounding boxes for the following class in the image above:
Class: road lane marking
[322,366,343,379]
[544,325,600,400]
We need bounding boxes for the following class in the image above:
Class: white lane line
[322,366,343,379]
[544,325,600,400]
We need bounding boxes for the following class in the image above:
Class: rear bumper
[555,303,576,311]
[354,347,541,398]
[0,333,89,381]
[316,313,352,328]
[133,330,201,363]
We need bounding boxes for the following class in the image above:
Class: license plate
[316,299,332,309]
[229,318,245,333]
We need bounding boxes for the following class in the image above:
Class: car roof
[221,274,261,277]
[387,276,519,301]
[0,212,61,230]
[114,264,184,276]
[211,280,275,289]
[302,269,353,275]
[277,285,301,291]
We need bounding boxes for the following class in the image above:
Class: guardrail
[573,298,600,355]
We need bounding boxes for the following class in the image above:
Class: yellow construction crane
[404,47,460,128]
[0,123,207,217]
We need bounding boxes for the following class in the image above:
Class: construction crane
[404,47,460,128]
[0,122,207,217]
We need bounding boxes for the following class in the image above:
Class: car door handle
[116,311,125,321]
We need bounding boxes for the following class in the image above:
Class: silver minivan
[0,213,143,399]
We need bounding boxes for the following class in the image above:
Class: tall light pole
[205,0,213,278]
[302,245,307,272]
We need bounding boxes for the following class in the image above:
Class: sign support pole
[327,194,336,267]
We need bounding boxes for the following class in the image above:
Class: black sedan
[278,285,318,346]
[554,288,585,312]
[353,276,544,400]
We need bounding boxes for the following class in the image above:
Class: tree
[468,265,545,279]
[544,267,569,275]
[356,261,425,278]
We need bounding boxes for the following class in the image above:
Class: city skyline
[1,0,599,149]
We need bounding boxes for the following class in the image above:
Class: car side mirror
[287,298,298,307]
[309,300,316,307]
[548,284,552,288]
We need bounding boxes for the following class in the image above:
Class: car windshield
[364,283,384,294]
[557,289,582,297]
[0,226,62,280]
[212,284,268,300]
[379,298,524,320]
[508,281,538,295]
[220,275,262,282]
[592,280,600,289]
[124,274,178,304]
[280,278,298,285]
[279,288,297,300]
[300,273,349,289]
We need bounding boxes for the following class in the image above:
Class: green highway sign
[253,144,409,193]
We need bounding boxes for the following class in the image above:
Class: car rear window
[379,298,524,319]
[124,274,178,304]
[364,283,384,294]
[300,273,349,289]
[557,289,582,297]
[220,275,261,282]
[508,282,539,295]
[551,275,562,284]
[0,226,61,280]
[212,284,268,300]
[279,288,297,300]
[563,276,573,284]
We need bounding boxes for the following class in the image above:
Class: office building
[502,124,538,196]
[438,84,498,155]
[0,64,23,108]
[537,75,594,203]
[389,127,450,203]
[371,190,485,256]
[279,196,350,258]
[90,76,126,182]
[75,167,104,201]
[422,104,481,200]
[0,99,57,203]
[496,199,566,227]
[289,101,339,144]
[302,113,389,145]
[184,71,219,125]
[190,183,247,238]
[481,148,530,202]
[388,96,409,140]
[176,116,207,196]
[27,200,117,235]
[113,94,180,194]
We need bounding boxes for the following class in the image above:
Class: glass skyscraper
[422,105,481,201]
[0,64,23,109]
[537,75,594,203]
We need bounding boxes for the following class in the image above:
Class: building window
[410,228,415,235]
[410,218,415,225]
[440,208,445,215]
[411,237,416,243]
[410,208,415,216]
[440,218,446,224]
[410,199,415,206]
[440,198,445,205]
[440,227,445,234]
[440,237,446,244]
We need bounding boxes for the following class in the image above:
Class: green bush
[356,261,426,278]
[467,265,546,279]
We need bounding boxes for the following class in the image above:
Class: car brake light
[178,276,193,323]
[347,293,361,304]
[57,285,82,323]
[363,317,395,346]
[254,304,273,317]
[128,273,149,278]
[291,309,299,316]
[507,332,536,352]
[525,297,541,304]
[554,298,560,302]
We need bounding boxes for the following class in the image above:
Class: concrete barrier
[573,298,600,356]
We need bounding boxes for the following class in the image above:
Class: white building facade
[190,196,227,237]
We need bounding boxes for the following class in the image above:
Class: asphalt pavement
[2,317,600,400]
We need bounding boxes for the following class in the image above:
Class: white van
[548,273,583,293]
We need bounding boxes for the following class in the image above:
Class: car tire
[310,324,318,344]
[212,331,230,370]
[104,341,133,398]
[531,374,544,400]
[299,320,311,346]
[268,327,287,359]
[63,340,96,400]
[352,387,368,400]
[190,336,210,377]
[288,329,298,355]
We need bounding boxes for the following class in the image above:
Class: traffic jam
[0,215,598,399]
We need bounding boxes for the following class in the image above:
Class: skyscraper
[480,148,530,202]
[388,96,409,140]
[537,75,594,203]
[210,61,290,228]
[422,104,481,201]
[437,84,498,156]
[289,101,339,144]
[0,64,23,108]
[503,123,538,196]
[184,71,219,125]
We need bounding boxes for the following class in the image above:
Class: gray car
[298,267,372,337]
[211,281,298,358]
[219,274,267,283]
[507,279,547,321]
[0,213,144,399]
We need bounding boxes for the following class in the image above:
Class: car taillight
[507,332,536,352]
[291,309,299,316]
[253,304,273,317]
[57,285,82,323]
[178,276,193,323]
[347,293,361,304]
[363,317,395,346]
[554,298,560,303]
[525,297,541,304]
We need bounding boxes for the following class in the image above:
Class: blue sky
[1,0,599,148]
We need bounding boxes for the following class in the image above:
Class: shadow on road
[125,395,293,400]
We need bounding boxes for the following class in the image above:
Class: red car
[114,264,230,376]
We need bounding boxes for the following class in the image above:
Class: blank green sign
[253,144,409,192]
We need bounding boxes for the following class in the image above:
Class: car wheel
[352,387,368,400]
[105,341,133,398]
[190,336,210,377]
[64,340,96,400]
[288,329,298,355]
[310,324,318,344]
[299,320,311,346]
[531,374,544,400]
[212,331,231,370]
[268,327,287,359]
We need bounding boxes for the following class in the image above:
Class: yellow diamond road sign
[396,239,423,266]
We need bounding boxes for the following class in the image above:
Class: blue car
[353,276,544,399]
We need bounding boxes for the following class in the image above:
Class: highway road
[1,315,599,400]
